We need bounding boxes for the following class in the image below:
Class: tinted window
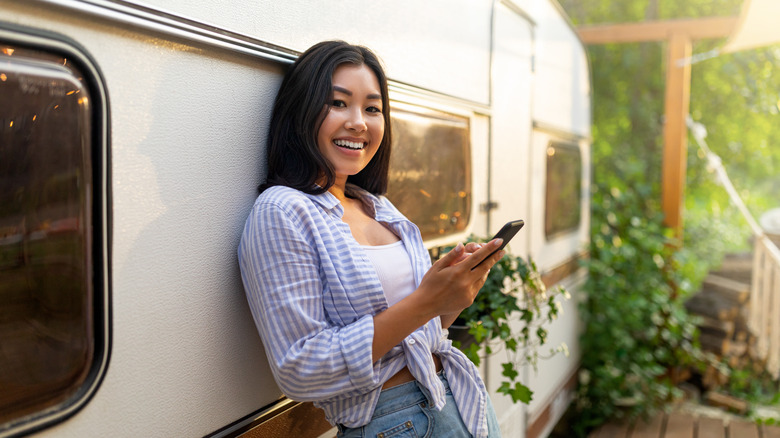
[386,103,471,241]
[0,35,107,434]
[545,141,582,239]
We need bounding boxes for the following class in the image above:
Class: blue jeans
[337,371,501,438]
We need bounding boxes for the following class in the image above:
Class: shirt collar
[302,184,379,219]
[304,188,341,211]
[304,184,401,223]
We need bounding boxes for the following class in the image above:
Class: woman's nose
[345,108,367,132]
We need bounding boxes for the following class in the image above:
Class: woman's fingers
[434,243,464,269]
[420,239,507,316]
[464,242,483,253]
[466,238,504,271]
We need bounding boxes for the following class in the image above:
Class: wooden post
[661,33,692,239]
[577,18,736,240]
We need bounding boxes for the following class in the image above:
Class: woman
[238,40,504,438]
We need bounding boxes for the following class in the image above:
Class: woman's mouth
[334,139,366,150]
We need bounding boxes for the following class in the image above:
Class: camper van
[0,0,590,436]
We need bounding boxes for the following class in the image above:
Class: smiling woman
[238,40,505,438]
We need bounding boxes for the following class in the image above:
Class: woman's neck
[327,176,350,202]
[328,185,348,202]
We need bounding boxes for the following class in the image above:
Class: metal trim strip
[34,0,299,64]
[31,0,492,113]
[533,120,592,143]
[205,399,333,438]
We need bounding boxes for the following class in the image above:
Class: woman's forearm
[371,290,437,362]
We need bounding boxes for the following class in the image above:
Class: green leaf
[502,362,519,381]
[465,343,481,367]
[499,382,533,404]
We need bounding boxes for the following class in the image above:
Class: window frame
[544,140,583,241]
[0,22,111,437]
[385,100,473,245]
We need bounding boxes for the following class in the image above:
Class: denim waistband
[370,370,447,419]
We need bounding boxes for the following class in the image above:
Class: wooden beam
[577,16,737,241]
[577,16,737,44]
[661,33,692,238]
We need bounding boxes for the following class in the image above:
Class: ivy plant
[446,239,570,404]
[569,180,710,435]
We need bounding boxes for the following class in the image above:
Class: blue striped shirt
[238,184,490,438]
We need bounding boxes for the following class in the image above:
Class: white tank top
[362,240,416,306]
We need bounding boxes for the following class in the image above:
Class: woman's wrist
[406,283,443,322]
[440,312,460,329]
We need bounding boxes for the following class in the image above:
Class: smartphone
[471,219,525,270]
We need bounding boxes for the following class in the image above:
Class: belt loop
[414,380,435,408]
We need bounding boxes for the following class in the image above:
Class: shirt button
[408,339,416,345]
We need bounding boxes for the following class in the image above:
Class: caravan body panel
[0,1,590,436]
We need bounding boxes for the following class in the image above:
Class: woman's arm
[239,201,380,401]
[239,198,504,397]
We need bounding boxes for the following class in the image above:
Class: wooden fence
[688,117,780,378]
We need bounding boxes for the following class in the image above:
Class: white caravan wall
[125,0,494,105]
[3,2,285,436]
[527,0,591,273]
[524,1,591,435]
[486,2,534,435]
[532,0,591,137]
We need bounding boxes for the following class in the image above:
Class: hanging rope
[686,116,762,233]
[687,116,780,379]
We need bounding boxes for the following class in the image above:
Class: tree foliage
[555,0,780,433]
[560,0,780,259]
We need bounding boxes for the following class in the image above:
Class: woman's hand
[415,239,505,319]
[370,239,504,362]
[438,241,493,328]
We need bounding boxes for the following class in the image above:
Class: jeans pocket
[375,419,418,438]
[367,402,431,438]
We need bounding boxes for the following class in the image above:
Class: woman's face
[317,63,385,184]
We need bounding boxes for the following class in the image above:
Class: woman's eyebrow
[333,86,352,96]
[333,85,381,100]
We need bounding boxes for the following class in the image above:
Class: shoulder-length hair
[261,40,392,195]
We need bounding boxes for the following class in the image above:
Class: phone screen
[471,219,525,270]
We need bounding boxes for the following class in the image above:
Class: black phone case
[471,219,525,270]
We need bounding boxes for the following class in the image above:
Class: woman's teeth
[334,139,365,150]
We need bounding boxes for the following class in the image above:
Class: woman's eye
[367,106,382,113]
[331,100,346,108]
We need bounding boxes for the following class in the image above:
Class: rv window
[386,103,471,241]
[545,142,582,239]
[0,39,107,432]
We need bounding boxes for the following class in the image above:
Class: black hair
[260,40,392,195]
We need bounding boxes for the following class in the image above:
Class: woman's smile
[333,137,368,150]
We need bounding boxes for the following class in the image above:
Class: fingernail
[494,238,503,247]
[455,242,464,252]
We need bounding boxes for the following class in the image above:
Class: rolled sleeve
[238,198,380,401]
[338,314,378,388]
